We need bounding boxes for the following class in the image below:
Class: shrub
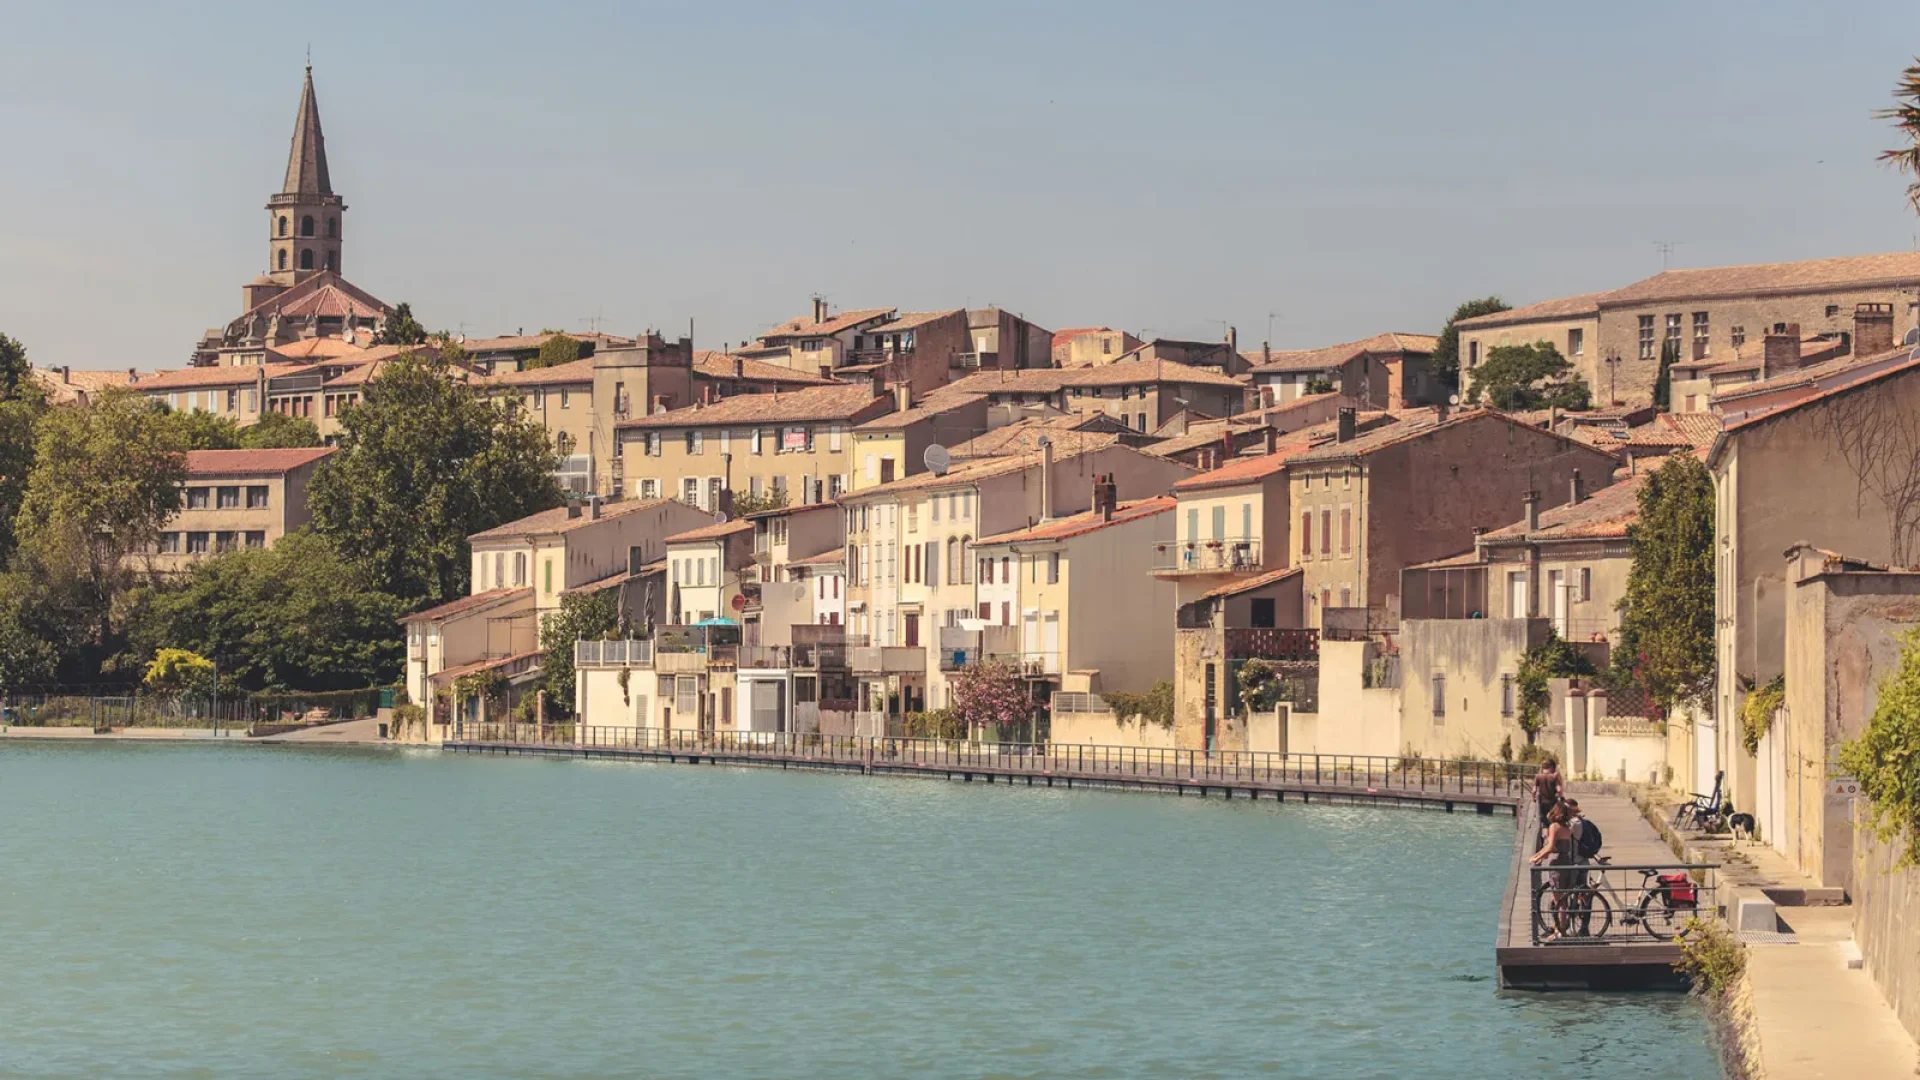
[1105,680,1174,729]
[1840,629,1920,864]
[1739,674,1784,755]
[1674,917,1746,997]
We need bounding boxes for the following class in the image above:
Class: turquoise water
[0,742,1718,1079]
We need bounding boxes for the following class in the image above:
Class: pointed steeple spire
[282,63,332,196]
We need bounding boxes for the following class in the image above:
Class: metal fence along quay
[447,723,1532,805]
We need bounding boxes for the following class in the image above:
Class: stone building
[1244,333,1441,410]
[143,448,333,572]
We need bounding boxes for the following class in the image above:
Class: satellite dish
[924,444,952,476]
[1448,393,1461,406]
[1905,327,1920,347]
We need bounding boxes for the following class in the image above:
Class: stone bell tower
[265,64,345,288]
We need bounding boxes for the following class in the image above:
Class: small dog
[1729,812,1756,842]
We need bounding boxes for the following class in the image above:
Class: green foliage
[390,702,426,740]
[1652,336,1678,411]
[0,332,48,569]
[308,351,564,603]
[1432,296,1509,389]
[240,411,322,449]
[0,577,59,691]
[1236,659,1284,714]
[1740,673,1785,755]
[1879,59,1920,213]
[1302,376,1335,395]
[538,588,619,719]
[728,487,790,518]
[0,332,29,396]
[901,708,966,739]
[1467,341,1590,411]
[452,667,507,708]
[951,658,1036,738]
[530,334,581,370]
[164,408,242,450]
[15,388,188,644]
[1105,679,1175,730]
[1674,917,1747,998]
[143,648,216,696]
[1840,630,1920,864]
[123,531,404,692]
[1516,630,1596,736]
[1613,454,1716,712]
[376,302,428,346]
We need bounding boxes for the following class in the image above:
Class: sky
[3,1,1919,371]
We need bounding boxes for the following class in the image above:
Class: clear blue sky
[4,1,1919,370]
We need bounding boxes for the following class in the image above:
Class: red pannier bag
[1658,872,1697,907]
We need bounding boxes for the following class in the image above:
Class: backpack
[1576,817,1603,859]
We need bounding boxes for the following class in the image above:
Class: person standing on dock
[1532,757,1563,838]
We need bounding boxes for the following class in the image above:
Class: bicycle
[1534,857,1700,941]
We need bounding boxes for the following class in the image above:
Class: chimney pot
[895,383,911,413]
[812,297,827,325]
[1523,490,1540,533]
[732,353,744,379]
[590,497,602,520]
[1855,302,1897,357]
[1570,469,1584,505]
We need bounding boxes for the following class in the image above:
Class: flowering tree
[950,659,1036,741]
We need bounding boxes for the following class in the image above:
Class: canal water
[0,742,1719,1078]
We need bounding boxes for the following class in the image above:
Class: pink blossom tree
[950,658,1037,741]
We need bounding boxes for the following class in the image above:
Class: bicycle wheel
[1639,894,1687,940]
[1672,804,1698,830]
[1570,882,1613,939]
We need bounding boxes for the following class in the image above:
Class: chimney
[1095,473,1118,522]
[1856,303,1896,357]
[1262,341,1271,366]
[872,372,887,398]
[812,296,828,324]
[567,498,583,520]
[732,353,744,379]
[589,496,602,520]
[1336,407,1356,443]
[1436,401,1449,423]
[1038,436,1055,521]
[1762,323,1799,381]
[1523,490,1540,533]
[1263,427,1279,454]
[895,383,911,412]
[1226,326,1238,356]
[58,365,70,384]
[1569,469,1584,505]
[127,367,137,384]
[819,363,833,381]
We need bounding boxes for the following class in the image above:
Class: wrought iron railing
[1223,628,1318,661]
[1528,861,1718,945]
[1151,539,1264,573]
[449,723,1533,797]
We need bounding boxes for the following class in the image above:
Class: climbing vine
[1105,680,1175,730]
[1840,630,1920,864]
[1739,674,1784,755]
[1515,630,1595,738]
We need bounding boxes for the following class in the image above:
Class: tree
[950,658,1036,740]
[240,411,322,449]
[1516,630,1596,740]
[1612,454,1716,712]
[530,334,581,370]
[1467,341,1591,411]
[1652,336,1679,411]
[1432,296,1510,390]
[164,408,242,450]
[0,332,30,397]
[0,332,48,569]
[1841,630,1920,862]
[0,578,59,692]
[1302,376,1336,395]
[1880,59,1920,213]
[375,302,428,346]
[123,531,405,692]
[143,648,216,697]
[538,588,619,718]
[14,389,189,646]
[308,352,564,603]
[728,487,789,517]
[1236,659,1285,714]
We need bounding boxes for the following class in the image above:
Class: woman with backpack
[1529,803,1579,941]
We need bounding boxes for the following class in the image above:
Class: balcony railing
[1050,691,1110,714]
[1151,539,1264,574]
[1018,651,1060,677]
[851,645,926,675]
[575,639,654,667]
[936,625,1020,671]
[951,351,990,370]
[739,644,791,669]
[1223,627,1319,662]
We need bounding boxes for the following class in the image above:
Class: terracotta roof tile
[1404,549,1483,570]
[468,497,688,541]
[1196,566,1302,602]
[852,391,987,432]
[1453,293,1607,331]
[949,415,1131,459]
[761,307,895,340]
[692,351,832,385]
[1246,333,1439,375]
[617,383,890,429]
[1716,350,1920,438]
[400,587,533,624]
[666,518,755,544]
[140,364,305,391]
[477,358,596,387]
[1287,408,1618,466]
[1601,251,1920,306]
[433,649,544,681]
[1482,471,1645,542]
[1050,326,1112,349]
[184,447,333,476]
[1169,418,1378,492]
[863,309,962,334]
[789,548,846,567]
[269,337,367,361]
[977,497,1176,546]
[946,357,1244,394]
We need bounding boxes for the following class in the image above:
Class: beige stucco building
[145,448,333,572]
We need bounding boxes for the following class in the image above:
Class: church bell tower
[266,64,344,287]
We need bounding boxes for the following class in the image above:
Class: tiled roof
[616,383,890,430]
[1226,392,1371,426]
[433,649,544,682]
[1482,471,1645,542]
[1050,326,1111,349]
[852,391,986,432]
[848,442,1163,500]
[1170,418,1375,492]
[269,337,366,361]
[1658,411,1724,448]
[277,282,386,321]
[321,359,397,388]
[564,567,654,596]
[1195,566,1302,602]
[1405,549,1483,571]
[31,366,139,404]
[461,332,596,354]
[1708,349,1884,405]
[947,357,1245,394]
[1453,293,1607,331]
[692,351,832,385]
[761,307,895,340]
[789,548,846,567]
[469,498,687,541]
[184,447,334,476]
[864,309,962,334]
[1246,333,1440,375]
[478,358,596,387]
[977,497,1176,546]
[1601,251,1920,306]
[1287,407,1617,466]
[139,364,302,391]
[666,518,754,544]
[1715,351,1920,440]
[400,587,532,624]
[949,415,1129,459]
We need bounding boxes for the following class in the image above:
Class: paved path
[257,717,385,744]
[1747,906,1918,1079]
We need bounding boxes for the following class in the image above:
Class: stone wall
[1852,827,1920,1042]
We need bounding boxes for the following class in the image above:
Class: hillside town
[15,53,1920,1074]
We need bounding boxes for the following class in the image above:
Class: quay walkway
[1497,788,1718,990]
[442,724,1527,812]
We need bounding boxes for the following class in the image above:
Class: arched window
[324,251,337,271]
[300,215,314,237]
[277,216,288,237]
[299,249,313,270]
[277,249,287,270]
[327,218,338,238]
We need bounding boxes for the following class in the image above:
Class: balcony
[936,625,1020,671]
[1223,627,1319,662]
[738,644,791,669]
[850,645,926,675]
[1017,651,1060,678]
[575,638,654,668]
[1151,539,1264,575]
[951,351,993,370]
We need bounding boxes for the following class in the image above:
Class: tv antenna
[1653,241,1680,270]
